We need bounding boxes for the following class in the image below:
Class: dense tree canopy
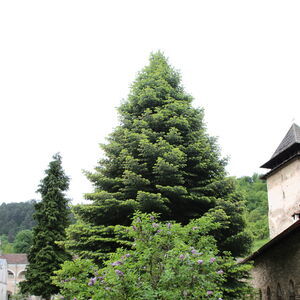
[20,153,71,299]
[13,230,33,253]
[65,52,251,263]
[0,234,14,253]
[237,174,269,242]
[0,201,36,242]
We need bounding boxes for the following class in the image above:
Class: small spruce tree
[65,52,251,263]
[20,153,71,299]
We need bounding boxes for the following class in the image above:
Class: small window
[259,289,262,300]
[289,280,295,300]
[277,283,283,300]
[267,286,271,300]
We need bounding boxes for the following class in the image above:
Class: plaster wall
[6,263,41,299]
[7,263,26,295]
[250,231,300,299]
[266,158,300,238]
[0,259,7,300]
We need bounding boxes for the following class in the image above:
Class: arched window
[267,286,271,300]
[7,270,14,279]
[277,283,283,300]
[289,280,295,300]
[259,289,262,300]
[18,271,26,279]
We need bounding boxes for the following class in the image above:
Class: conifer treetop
[65,52,250,263]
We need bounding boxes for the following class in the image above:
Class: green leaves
[237,174,269,242]
[13,230,33,253]
[54,213,252,300]
[0,200,36,242]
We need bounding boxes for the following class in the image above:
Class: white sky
[1,0,300,204]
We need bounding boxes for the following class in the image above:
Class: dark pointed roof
[271,123,300,158]
[261,123,300,170]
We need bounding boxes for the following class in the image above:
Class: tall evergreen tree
[20,153,71,299]
[65,52,251,263]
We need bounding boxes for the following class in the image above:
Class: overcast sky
[1,1,300,204]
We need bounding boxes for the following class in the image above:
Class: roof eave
[261,143,300,169]
[261,152,300,180]
[242,219,300,263]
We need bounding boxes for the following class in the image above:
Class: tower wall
[267,157,300,238]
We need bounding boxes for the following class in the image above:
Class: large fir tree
[20,153,71,299]
[65,52,251,263]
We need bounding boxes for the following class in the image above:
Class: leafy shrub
[54,212,252,299]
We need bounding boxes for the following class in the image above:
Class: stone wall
[250,230,300,299]
[266,157,300,238]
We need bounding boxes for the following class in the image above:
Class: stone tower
[261,123,300,239]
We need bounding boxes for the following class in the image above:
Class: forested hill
[0,200,36,241]
[237,174,269,246]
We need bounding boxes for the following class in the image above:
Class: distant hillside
[0,200,36,241]
[237,174,269,245]
[0,179,267,248]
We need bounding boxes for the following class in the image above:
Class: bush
[54,212,252,299]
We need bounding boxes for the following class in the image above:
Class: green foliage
[10,291,30,300]
[0,200,36,242]
[54,213,252,299]
[65,52,251,262]
[237,174,269,242]
[20,153,71,300]
[206,191,253,257]
[0,234,14,253]
[13,230,33,253]
[252,238,269,252]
